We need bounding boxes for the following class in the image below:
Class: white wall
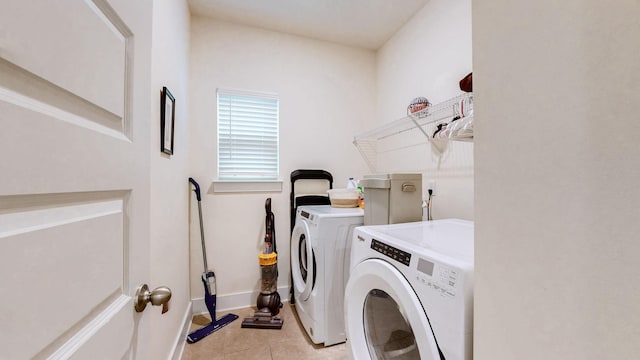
[375,0,473,220]
[189,18,375,308]
[150,1,191,358]
[474,1,640,358]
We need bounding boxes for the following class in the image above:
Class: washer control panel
[416,257,458,298]
[370,238,411,266]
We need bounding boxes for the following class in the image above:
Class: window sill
[212,180,283,193]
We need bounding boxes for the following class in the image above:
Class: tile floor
[181,303,349,360]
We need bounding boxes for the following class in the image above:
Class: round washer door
[345,258,441,360]
[291,220,315,301]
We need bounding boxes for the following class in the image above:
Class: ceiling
[188,0,430,50]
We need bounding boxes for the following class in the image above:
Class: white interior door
[0,0,153,359]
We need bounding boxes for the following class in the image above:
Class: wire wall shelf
[353,93,474,173]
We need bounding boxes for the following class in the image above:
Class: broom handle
[189,178,209,273]
[196,200,208,273]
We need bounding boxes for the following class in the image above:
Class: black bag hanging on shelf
[459,72,472,92]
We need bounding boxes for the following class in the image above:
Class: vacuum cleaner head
[241,308,284,330]
[257,291,281,316]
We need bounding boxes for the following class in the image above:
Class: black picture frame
[161,87,175,155]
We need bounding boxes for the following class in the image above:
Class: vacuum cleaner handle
[189,177,202,201]
[264,198,277,253]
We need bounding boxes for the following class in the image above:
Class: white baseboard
[191,285,290,315]
[170,301,192,360]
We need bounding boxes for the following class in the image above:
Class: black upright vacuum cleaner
[187,178,239,343]
[241,198,284,329]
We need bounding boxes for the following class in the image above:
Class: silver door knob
[134,284,172,314]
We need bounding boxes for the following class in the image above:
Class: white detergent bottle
[347,177,358,189]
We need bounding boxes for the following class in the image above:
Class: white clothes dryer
[345,219,474,360]
[291,205,364,346]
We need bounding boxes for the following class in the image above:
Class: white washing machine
[291,205,364,346]
[345,219,474,360]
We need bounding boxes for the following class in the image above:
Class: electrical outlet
[428,180,436,196]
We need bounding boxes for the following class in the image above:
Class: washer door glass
[290,220,315,301]
[345,259,441,360]
[364,289,419,359]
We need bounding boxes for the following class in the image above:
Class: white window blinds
[217,89,279,180]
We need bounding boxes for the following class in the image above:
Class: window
[217,89,279,182]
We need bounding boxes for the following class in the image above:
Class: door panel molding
[0,58,126,139]
[0,191,132,359]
